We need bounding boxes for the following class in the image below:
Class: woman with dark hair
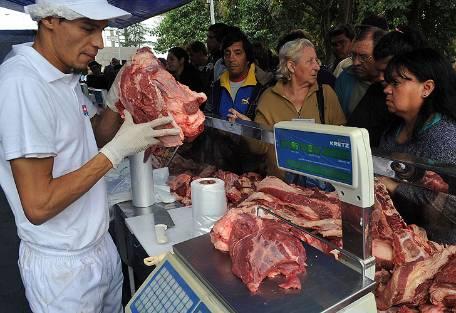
[348,26,427,147]
[167,46,204,93]
[378,48,456,244]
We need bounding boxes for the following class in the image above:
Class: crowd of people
[84,57,125,90]
[174,17,456,243]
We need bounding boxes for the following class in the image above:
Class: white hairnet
[25,1,84,21]
[24,0,131,22]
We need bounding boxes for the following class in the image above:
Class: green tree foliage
[154,0,324,55]
[357,0,456,58]
[122,23,152,48]
[153,0,211,53]
[154,0,456,59]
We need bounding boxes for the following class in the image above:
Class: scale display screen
[275,128,353,185]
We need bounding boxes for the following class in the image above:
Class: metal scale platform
[126,122,377,313]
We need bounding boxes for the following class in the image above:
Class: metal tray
[173,234,375,313]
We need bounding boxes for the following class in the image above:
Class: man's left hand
[227,108,251,122]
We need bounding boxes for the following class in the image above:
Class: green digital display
[279,139,351,161]
[275,128,353,185]
[286,159,352,183]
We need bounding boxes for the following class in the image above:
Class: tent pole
[209,0,215,24]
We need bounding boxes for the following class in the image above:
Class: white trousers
[19,233,123,313]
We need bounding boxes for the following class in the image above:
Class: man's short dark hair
[276,29,310,53]
[361,14,389,31]
[188,41,207,55]
[354,25,386,46]
[373,26,427,60]
[328,24,355,41]
[208,22,229,43]
[221,26,254,63]
[88,60,101,68]
[168,46,189,64]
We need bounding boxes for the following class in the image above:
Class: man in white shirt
[0,1,180,312]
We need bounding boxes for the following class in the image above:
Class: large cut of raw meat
[372,179,456,311]
[210,208,307,293]
[115,47,206,147]
[230,215,307,293]
[375,246,456,310]
[370,180,441,269]
[429,256,456,308]
[256,176,341,220]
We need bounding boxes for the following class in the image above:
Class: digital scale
[274,121,374,208]
[126,122,377,313]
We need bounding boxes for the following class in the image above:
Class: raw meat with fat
[429,256,456,308]
[115,47,206,148]
[421,171,449,194]
[190,173,456,310]
[376,246,456,310]
[218,212,307,293]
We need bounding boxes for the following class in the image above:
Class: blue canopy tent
[0,0,193,60]
[0,0,192,28]
[0,29,35,61]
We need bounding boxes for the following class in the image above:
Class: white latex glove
[105,65,126,112]
[100,111,180,168]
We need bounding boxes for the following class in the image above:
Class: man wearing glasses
[328,24,354,74]
[335,25,386,117]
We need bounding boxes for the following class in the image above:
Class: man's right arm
[92,107,122,147]
[11,154,113,225]
[11,112,180,225]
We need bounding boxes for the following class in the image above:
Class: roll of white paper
[129,151,155,208]
[191,178,227,236]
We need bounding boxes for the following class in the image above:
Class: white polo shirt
[0,43,108,251]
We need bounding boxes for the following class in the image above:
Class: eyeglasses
[348,53,373,64]
[303,57,321,66]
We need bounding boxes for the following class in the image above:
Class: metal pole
[209,0,215,24]
[117,30,121,60]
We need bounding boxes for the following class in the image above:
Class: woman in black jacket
[167,46,204,93]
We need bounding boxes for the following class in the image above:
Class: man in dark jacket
[206,26,272,120]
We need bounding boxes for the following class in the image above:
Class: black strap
[317,82,325,124]
[205,80,221,116]
[245,82,266,119]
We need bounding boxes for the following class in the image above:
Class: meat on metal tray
[173,234,375,313]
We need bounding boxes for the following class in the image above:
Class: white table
[125,206,195,257]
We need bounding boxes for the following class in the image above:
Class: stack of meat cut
[208,176,344,292]
[198,174,456,311]
[169,169,263,206]
[114,47,206,151]
[372,181,456,312]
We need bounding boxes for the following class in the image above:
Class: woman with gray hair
[229,38,345,179]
